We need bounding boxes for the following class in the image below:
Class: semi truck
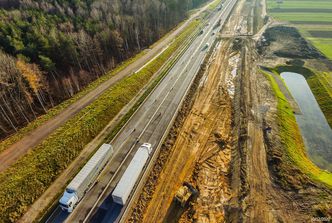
[59,143,113,212]
[112,143,152,205]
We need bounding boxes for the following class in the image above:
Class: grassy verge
[262,71,332,188]
[271,65,332,128]
[307,72,332,128]
[0,49,147,154]
[0,19,200,222]
[208,0,222,10]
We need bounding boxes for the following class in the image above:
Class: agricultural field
[267,0,332,59]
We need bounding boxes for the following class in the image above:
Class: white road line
[71,1,236,222]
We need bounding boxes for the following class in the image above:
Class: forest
[0,0,208,139]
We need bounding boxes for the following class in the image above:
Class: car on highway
[202,42,210,51]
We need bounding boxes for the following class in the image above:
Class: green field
[269,1,332,9]
[267,0,332,59]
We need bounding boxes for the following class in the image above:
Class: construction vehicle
[174,182,198,207]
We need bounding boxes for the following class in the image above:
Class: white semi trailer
[112,143,152,205]
[59,143,113,212]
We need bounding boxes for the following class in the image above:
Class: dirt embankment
[127,0,332,222]
[256,23,332,221]
[228,38,307,222]
[257,24,332,71]
[126,38,217,223]
[176,41,234,223]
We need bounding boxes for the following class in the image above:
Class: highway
[45,0,237,222]
[0,0,216,174]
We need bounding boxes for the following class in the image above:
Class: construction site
[124,0,332,222]
[0,0,331,222]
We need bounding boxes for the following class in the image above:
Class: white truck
[59,143,113,212]
[112,143,152,205]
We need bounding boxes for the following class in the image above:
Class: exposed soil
[255,17,332,223]
[257,25,325,59]
[178,43,234,223]
[126,0,332,222]
[228,37,313,222]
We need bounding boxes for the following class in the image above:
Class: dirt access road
[229,38,308,222]
[125,29,239,221]
[127,0,312,221]
[138,39,234,223]
[0,0,218,173]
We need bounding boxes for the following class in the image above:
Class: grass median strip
[208,0,222,10]
[0,19,200,222]
[262,71,332,189]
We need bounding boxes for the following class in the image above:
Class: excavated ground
[127,0,332,222]
[229,38,307,222]
[177,41,234,223]
[127,39,236,222]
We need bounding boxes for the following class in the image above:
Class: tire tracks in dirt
[229,38,304,223]
[128,40,235,223]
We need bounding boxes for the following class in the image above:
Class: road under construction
[42,0,238,222]
[35,0,332,222]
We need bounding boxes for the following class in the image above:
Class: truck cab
[59,188,79,212]
[141,143,152,153]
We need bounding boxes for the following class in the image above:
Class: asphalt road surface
[45,0,237,222]
[0,0,215,173]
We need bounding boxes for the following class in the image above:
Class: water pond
[281,72,332,171]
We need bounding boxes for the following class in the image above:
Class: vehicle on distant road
[59,144,113,212]
[218,4,224,11]
[112,143,152,205]
[203,42,210,50]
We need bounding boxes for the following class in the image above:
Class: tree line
[0,0,209,139]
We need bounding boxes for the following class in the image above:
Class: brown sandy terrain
[230,38,299,222]
[140,40,234,223]
[127,0,332,222]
